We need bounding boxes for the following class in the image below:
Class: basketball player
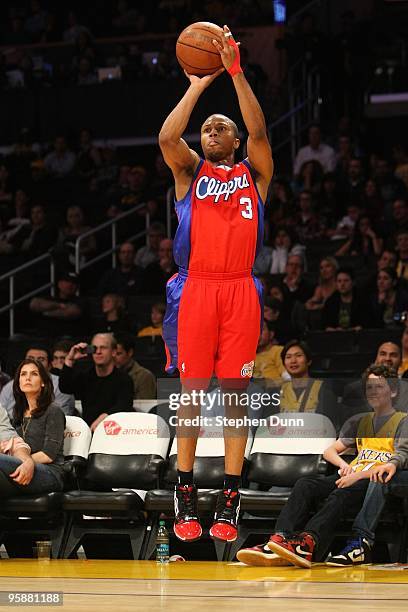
[159,26,273,542]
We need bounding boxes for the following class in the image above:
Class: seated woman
[335,214,383,258]
[306,256,338,312]
[0,358,65,497]
[368,267,408,328]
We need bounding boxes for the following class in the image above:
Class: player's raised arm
[212,26,273,202]
[159,69,224,197]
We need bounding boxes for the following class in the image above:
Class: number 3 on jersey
[240,196,253,220]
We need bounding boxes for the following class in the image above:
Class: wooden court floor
[0,560,408,611]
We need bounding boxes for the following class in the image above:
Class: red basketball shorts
[163,269,263,389]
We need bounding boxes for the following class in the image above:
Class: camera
[80,345,96,355]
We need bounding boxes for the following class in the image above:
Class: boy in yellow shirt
[238,364,408,567]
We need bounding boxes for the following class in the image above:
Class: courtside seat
[226,413,336,560]
[144,425,253,561]
[61,412,170,560]
[1,492,63,516]
[0,416,92,559]
[63,490,144,512]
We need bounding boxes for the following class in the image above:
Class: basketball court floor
[0,561,407,611]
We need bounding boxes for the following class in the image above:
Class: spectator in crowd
[361,178,384,221]
[281,254,314,310]
[254,227,304,275]
[0,367,10,393]
[399,326,408,376]
[253,320,286,387]
[293,124,336,177]
[368,267,408,328]
[0,345,75,419]
[120,165,147,211]
[238,364,408,568]
[342,341,408,417]
[135,222,166,268]
[323,268,365,331]
[0,164,13,205]
[44,136,76,178]
[76,128,102,179]
[59,333,133,431]
[393,144,408,189]
[341,157,365,202]
[143,238,176,295]
[317,172,343,227]
[386,199,408,236]
[98,241,142,296]
[63,11,92,44]
[56,204,96,267]
[395,230,408,282]
[268,178,294,229]
[24,0,48,42]
[306,256,338,312]
[295,160,324,196]
[335,214,383,257]
[293,190,324,242]
[50,340,73,375]
[373,157,407,205]
[276,341,337,425]
[329,203,361,240]
[93,293,131,334]
[0,392,34,495]
[138,302,165,337]
[29,271,84,337]
[20,204,57,258]
[114,333,156,400]
[0,358,66,498]
[335,134,353,177]
[76,57,98,86]
[364,248,399,293]
[0,189,31,254]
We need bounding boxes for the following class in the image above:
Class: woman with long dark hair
[0,358,65,497]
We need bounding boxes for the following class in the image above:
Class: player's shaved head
[202,114,239,138]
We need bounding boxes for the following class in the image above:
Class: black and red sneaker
[267,532,315,568]
[237,542,291,567]
[174,484,202,542]
[209,489,240,542]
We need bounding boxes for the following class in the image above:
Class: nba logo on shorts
[240,360,254,377]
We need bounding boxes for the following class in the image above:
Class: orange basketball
[176,21,224,76]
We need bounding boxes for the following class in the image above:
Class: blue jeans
[352,471,408,545]
[0,455,63,497]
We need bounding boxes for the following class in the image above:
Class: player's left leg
[210,275,262,542]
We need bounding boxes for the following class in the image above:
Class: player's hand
[212,25,242,76]
[185,68,224,90]
[370,462,397,483]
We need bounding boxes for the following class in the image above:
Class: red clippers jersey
[173,159,264,274]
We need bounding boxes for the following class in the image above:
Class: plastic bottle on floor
[156,520,170,563]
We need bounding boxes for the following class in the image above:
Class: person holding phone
[59,333,134,431]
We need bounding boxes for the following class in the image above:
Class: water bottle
[156,520,169,563]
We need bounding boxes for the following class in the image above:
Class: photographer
[59,333,133,431]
